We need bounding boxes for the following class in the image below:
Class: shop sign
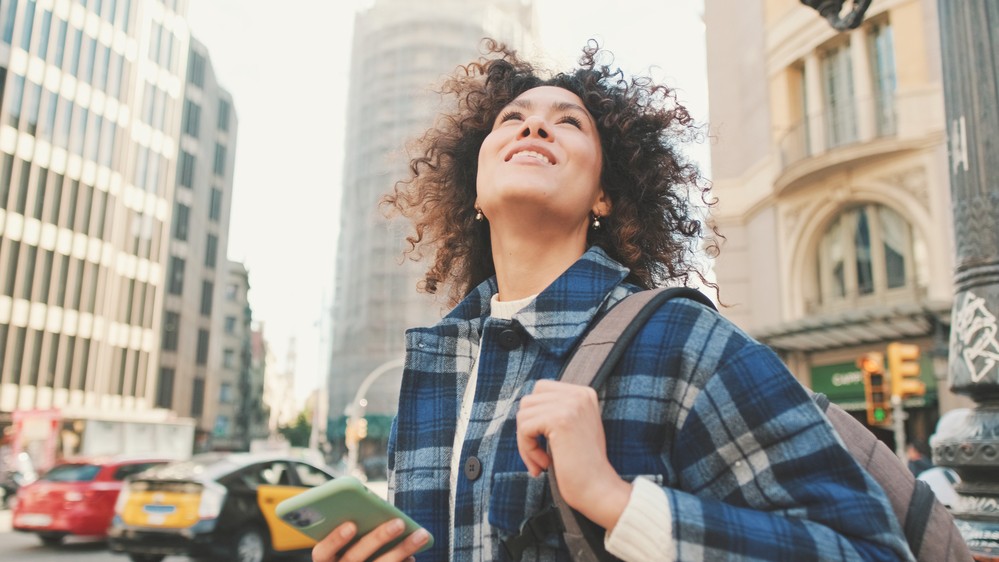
[810,357,938,411]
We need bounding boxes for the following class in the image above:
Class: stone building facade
[705,0,973,447]
[155,34,238,449]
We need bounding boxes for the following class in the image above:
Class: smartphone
[275,476,433,556]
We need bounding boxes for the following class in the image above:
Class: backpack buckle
[500,504,565,561]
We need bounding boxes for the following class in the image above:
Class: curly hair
[383,40,719,307]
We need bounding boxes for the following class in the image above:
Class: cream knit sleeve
[603,476,675,562]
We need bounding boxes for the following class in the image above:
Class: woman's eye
[558,115,583,129]
[500,111,523,123]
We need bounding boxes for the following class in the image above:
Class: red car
[13,456,171,545]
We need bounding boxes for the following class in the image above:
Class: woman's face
[476,86,607,229]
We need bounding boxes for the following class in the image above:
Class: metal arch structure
[345,358,405,477]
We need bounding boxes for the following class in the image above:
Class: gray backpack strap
[809,391,974,562]
[904,480,935,557]
[548,288,715,562]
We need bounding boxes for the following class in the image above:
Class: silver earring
[592,213,601,230]
[475,208,484,222]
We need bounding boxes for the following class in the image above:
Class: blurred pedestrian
[311,40,914,562]
[907,441,934,477]
[0,431,13,508]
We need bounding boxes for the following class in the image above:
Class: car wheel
[37,533,66,547]
[128,555,166,562]
[233,527,269,562]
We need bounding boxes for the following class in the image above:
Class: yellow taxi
[107,452,337,562]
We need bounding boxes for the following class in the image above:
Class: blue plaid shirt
[388,247,913,561]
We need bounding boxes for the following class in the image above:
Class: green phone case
[275,476,433,556]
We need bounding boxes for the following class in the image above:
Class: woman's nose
[520,115,550,139]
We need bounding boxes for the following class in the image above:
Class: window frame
[813,203,920,313]
[161,311,179,350]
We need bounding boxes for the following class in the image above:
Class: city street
[0,510,316,562]
[0,510,182,562]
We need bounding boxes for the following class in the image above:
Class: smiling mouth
[507,150,555,165]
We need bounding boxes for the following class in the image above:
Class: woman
[314,42,913,562]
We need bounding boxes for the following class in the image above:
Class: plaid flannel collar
[443,246,631,358]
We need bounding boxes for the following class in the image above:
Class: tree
[278,412,312,448]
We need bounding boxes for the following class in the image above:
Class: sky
[185,0,709,402]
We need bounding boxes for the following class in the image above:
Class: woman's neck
[489,224,589,301]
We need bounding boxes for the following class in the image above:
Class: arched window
[814,204,925,310]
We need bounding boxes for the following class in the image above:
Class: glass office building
[0,0,190,424]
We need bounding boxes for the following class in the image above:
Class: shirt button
[464,456,482,481]
[498,329,520,350]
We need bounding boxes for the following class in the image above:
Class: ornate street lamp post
[800,1,999,558]
[798,0,872,30]
[931,2,999,559]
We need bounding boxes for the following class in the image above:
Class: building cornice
[774,132,944,198]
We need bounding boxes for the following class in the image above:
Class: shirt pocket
[488,471,560,548]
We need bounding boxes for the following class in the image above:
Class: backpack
[500,287,973,562]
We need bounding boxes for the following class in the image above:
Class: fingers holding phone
[275,477,432,562]
[312,519,429,562]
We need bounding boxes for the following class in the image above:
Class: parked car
[12,456,171,545]
[1,451,38,509]
[108,452,338,562]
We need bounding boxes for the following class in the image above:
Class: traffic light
[859,352,892,427]
[344,418,369,446]
[887,342,925,399]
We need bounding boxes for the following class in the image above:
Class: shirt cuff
[604,476,675,562]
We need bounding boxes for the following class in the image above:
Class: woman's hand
[312,519,429,562]
[516,380,632,531]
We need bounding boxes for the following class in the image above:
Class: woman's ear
[593,189,612,218]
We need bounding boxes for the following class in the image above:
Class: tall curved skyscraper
[329,0,535,433]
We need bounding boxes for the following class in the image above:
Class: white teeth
[513,150,551,164]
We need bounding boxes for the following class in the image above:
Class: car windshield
[138,453,235,481]
[42,464,102,482]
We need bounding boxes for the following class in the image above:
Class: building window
[224,316,236,334]
[148,21,162,63]
[821,42,857,149]
[8,74,24,128]
[178,150,195,188]
[225,283,238,301]
[217,98,230,132]
[187,50,205,88]
[191,377,205,416]
[20,0,36,51]
[200,280,213,316]
[182,99,200,138]
[156,367,174,408]
[869,22,897,137]
[161,311,179,350]
[209,188,222,221]
[173,203,190,240]
[220,381,233,403]
[213,415,229,436]
[205,234,218,268]
[25,82,41,136]
[223,349,234,369]
[68,28,83,77]
[213,143,226,176]
[816,204,921,308]
[2,0,18,44]
[196,329,209,365]
[167,257,184,295]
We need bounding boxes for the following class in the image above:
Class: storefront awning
[750,300,951,352]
